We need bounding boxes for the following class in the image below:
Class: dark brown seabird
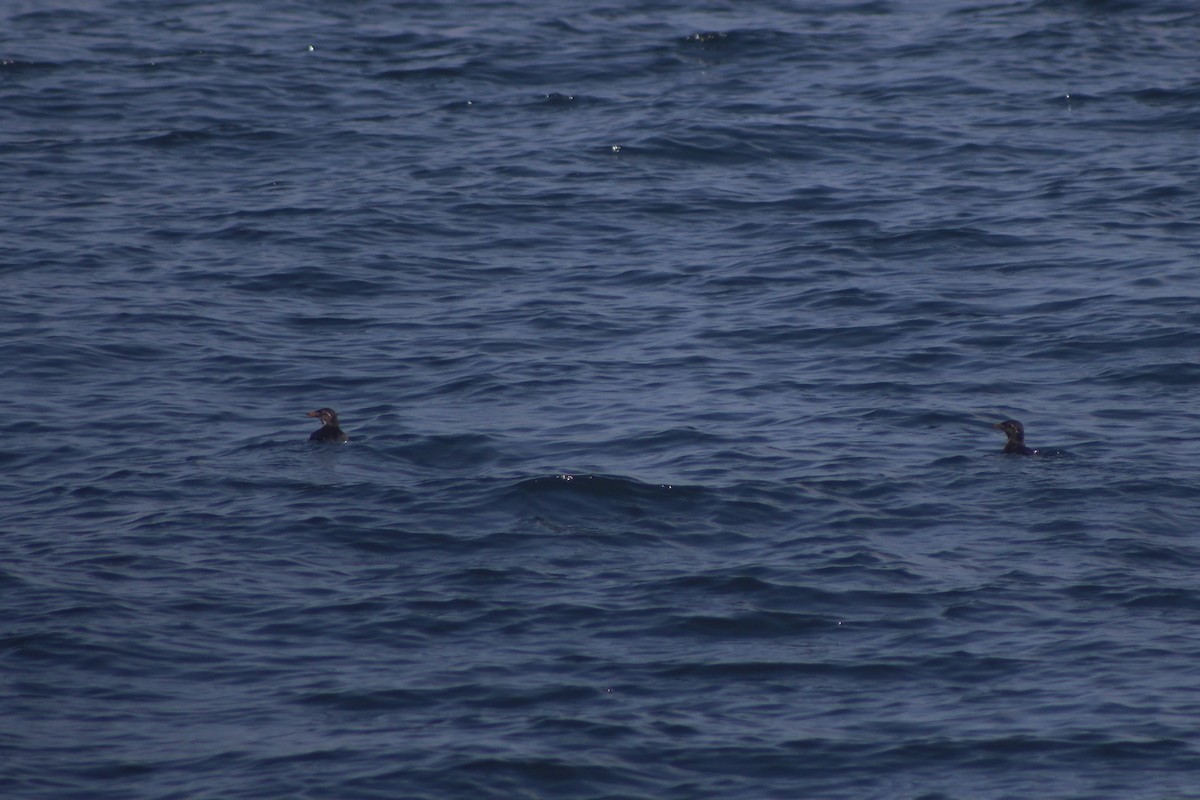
[993,419,1036,455]
[307,408,348,443]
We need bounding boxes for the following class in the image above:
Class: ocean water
[4,1,1200,798]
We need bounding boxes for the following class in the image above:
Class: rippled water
[4,1,1200,798]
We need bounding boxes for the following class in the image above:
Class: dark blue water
[4,1,1200,798]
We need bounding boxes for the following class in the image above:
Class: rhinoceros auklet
[993,419,1036,455]
[307,408,348,443]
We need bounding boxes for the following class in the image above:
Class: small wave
[506,472,696,503]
